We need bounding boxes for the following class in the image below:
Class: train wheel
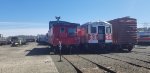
[127,45,133,52]
[127,47,133,52]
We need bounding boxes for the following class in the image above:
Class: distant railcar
[137,32,150,45]
[37,34,48,45]
[0,34,7,46]
[0,37,7,46]
[78,21,112,49]
[48,19,80,53]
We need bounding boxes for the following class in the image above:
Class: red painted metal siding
[48,22,79,46]
[109,17,137,44]
[78,25,88,44]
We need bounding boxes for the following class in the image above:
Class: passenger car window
[91,27,96,33]
[106,27,111,34]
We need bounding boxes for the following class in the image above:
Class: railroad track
[77,55,116,73]
[86,48,150,71]
[132,51,150,54]
[62,56,83,73]
[84,47,150,70]
[62,55,116,73]
[100,54,150,70]
[109,54,150,64]
[55,48,150,73]
[132,51,150,56]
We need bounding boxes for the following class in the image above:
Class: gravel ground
[111,52,150,62]
[80,55,149,73]
[64,55,105,73]
[51,55,76,73]
[0,43,59,73]
[101,54,150,69]
[51,45,150,73]
[1,43,150,73]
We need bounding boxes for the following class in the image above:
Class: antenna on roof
[55,16,60,22]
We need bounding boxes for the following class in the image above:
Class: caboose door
[98,26,105,43]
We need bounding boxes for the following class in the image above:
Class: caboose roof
[49,21,80,27]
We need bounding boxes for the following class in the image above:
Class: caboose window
[106,27,111,33]
[60,27,65,33]
[68,28,76,36]
[91,27,96,33]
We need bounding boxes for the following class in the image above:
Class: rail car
[0,37,7,46]
[48,18,80,53]
[0,34,8,46]
[37,34,48,45]
[48,17,137,53]
[109,17,137,51]
[78,21,112,49]
[137,32,150,45]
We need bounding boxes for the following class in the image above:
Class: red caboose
[48,18,80,53]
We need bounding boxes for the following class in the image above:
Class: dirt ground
[0,43,59,73]
[0,43,150,73]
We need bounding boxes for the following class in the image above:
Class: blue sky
[0,0,150,36]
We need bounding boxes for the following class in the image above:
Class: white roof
[83,21,111,26]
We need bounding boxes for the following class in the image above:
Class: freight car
[108,17,137,51]
[137,31,150,45]
[78,21,112,50]
[48,17,80,53]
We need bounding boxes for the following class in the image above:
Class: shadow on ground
[26,47,131,56]
[26,47,52,56]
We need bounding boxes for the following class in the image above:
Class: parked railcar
[137,31,150,45]
[78,21,112,49]
[48,18,80,53]
[0,34,10,46]
[108,17,137,51]
[0,37,7,46]
[37,34,48,45]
